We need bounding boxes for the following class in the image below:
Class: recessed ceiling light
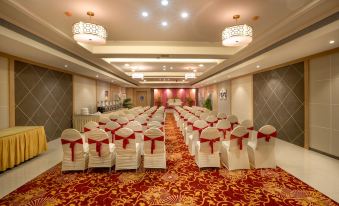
[170,66,173,70]
[124,63,130,67]
[199,64,204,67]
[141,11,149,17]
[193,69,197,72]
[111,80,114,82]
[161,0,169,6]
[132,69,136,72]
[96,74,99,78]
[163,65,166,68]
[161,21,168,27]
[256,65,260,68]
[181,12,189,19]
[144,79,147,82]
[163,68,166,71]
[64,64,68,68]
[329,40,335,44]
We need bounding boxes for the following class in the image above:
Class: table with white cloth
[0,126,47,172]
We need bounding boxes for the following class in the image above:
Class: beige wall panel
[96,80,111,102]
[0,56,9,129]
[73,75,97,114]
[231,75,253,122]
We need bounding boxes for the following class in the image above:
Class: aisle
[0,113,336,205]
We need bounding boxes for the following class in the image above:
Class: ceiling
[0,0,338,87]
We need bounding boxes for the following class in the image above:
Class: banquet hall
[0,0,339,205]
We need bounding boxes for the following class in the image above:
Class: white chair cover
[206,115,218,127]
[199,113,209,121]
[83,121,99,133]
[216,119,232,141]
[126,113,135,121]
[98,117,110,129]
[105,121,121,143]
[240,120,254,131]
[87,129,115,171]
[185,116,199,145]
[221,126,250,170]
[188,120,208,156]
[195,127,221,168]
[114,128,141,171]
[247,125,277,168]
[143,128,166,169]
[109,114,119,122]
[228,115,239,129]
[61,129,88,171]
[116,116,129,127]
[217,112,227,120]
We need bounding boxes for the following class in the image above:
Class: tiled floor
[0,137,338,202]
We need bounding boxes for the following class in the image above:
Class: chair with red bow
[217,112,227,120]
[240,120,254,131]
[135,116,148,131]
[206,115,219,127]
[98,117,110,129]
[61,129,88,172]
[150,115,165,126]
[105,121,121,143]
[221,126,250,170]
[188,120,208,156]
[209,111,218,116]
[181,113,193,135]
[109,114,119,122]
[194,110,202,118]
[195,127,221,168]
[116,116,129,127]
[184,116,199,145]
[178,110,188,129]
[83,121,99,133]
[143,128,166,169]
[87,129,115,172]
[227,115,239,130]
[247,125,277,169]
[216,119,232,141]
[114,128,141,171]
[126,121,144,154]
[199,113,209,121]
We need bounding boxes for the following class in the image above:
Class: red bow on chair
[218,128,232,139]
[115,133,136,149]
[199,137,220,154]
[61,138,83,161]
[134,130,143,134]
[105,127,121,142]
[110,118,117,122]
[247,126,254,130]
[218,117,227,120]
[141,122,147,126]
[84,126,99,132]
[230,122,239,129]
[230,132,249,150]
[192,126,207,136]
[119,122,128,127]
[257,131,277,142]
[187,122,194,126]
[98,122,106,126]
[144,135,164,154]
[208,120,218,127]
[88,138,109,157]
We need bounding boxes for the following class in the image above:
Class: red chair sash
[192,126,207,136]
[144,135,165,154]
[105,127,121,142]
[199,137,220,154]
[115,133,136,149]
[257,131,277,142]
[230,122,239,129]
[218,128,232,139]
[141,122,147,126]
[88,138,109,157]
[110,118,117,122]
[247,126,254,130]
[119,122,128,127]
[61,138,83,161]
[98,122,106,126]
[207,120,218,127]
[218,117,227,120]
[134,130,143,133]
[84,126,99,132]
[230,133,249,150]
[187,122,194,126]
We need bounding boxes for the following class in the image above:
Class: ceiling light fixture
[222,15,253,47]
[124,63,130,67]
[64,64,68,68]
[161,21,168,27]
[256,65,260,68]
[142,11,149,17]
[132,73,144,79]
[170,67,173,70]
[198,64,204,67]
[161,0,169,6]
[72,11,107,44]
[181,12,189,19]
[185,73,196,79]
[96,74,99,78]
[163,68,166,71]
[193,69,197,72]
[329,40,335,44]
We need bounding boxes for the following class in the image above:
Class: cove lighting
[132,73,144,79]
[105,58,222,63]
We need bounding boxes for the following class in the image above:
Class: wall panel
[73,75,96,114]
[231,75,253,122]
[0,56,9,129]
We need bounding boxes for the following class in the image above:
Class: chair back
[217,112,227,120]
[87,129,111,158]
[216,119,232,140]
[199,113,209,121]
[229,126,249,150]
[151,115,164,125]
[187,116,199,131]
[98,117,110,129]
[209,111,218,116]
[109,114,119,122]
[194,110,202,117]
[115,128,137,154]
[116,116,129,127]
[206,115,218,127]
[240,120,254,130]
[125,113,135,121]
[105,121,121,143]
[126,121,143,143]
[135,116,147,128]
[83,121,99,132]
[257,125,277,147]
[199,127,221,154]
[184,113,192,122]
[143,128,165,154]
[61,129,84,161]
[147,121,163,131]
[192,120,208,140]
[228,115,239,129]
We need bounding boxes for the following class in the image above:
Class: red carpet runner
[0,113,337,205]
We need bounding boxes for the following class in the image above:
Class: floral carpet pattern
[0,113,338,206]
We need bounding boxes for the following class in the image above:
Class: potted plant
[155,96,162,107]
[186,97,194,107]
[203,95,212,110]
[122,98,133,109]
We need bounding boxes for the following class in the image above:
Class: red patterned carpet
[0,113,337,206]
